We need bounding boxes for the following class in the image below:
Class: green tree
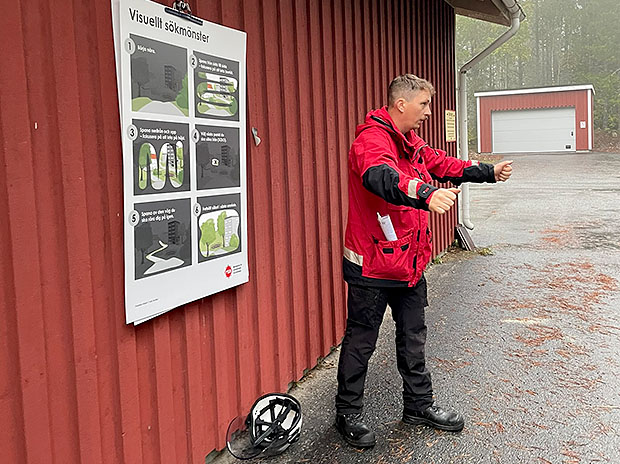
[457,0,620,139]
[562,0,620,132]
[229,234,239,250]
[176,144,184,183]
[228,97,238,116]
[200,219,216,257]
[176,74,189,110]
[176,144,183,168]
[217,211,226,238]
[138,144,150,186]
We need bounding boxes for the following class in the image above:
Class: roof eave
[474,85,596,98]
[445,0,525,27]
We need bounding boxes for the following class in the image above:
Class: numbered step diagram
[130,120,190,194]
[114,0,248,323]
[193,52,239,121]
[132,198,192,279]
[129,34,189,117]
[195,125,240,190]
[195,194,241,263]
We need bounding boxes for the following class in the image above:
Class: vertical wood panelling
[280,0,307,383]
[294,0,322,371]
[316,0,334,356]
[53,0,106,458]
[1,0,458,461]
[329,0,347,341]
[0,4,28,459]
[335,0,348,344]
[1,1,54,463]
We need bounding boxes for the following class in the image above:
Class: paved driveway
[215,152,620,464]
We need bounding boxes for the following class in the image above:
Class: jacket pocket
[362,232,415,281]
[424,227,433,258]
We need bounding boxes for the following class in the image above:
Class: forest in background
[456,0,620,151]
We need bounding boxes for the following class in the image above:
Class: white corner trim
[587,89,593,150]
[476,96,481,153]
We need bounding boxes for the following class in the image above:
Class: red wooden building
[1,0,516,462]
[476,85,595,153]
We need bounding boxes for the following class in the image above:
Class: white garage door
[492,107,575,153]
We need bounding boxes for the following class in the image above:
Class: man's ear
[396,98,406,113]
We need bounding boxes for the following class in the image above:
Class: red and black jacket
[343,107,495,287]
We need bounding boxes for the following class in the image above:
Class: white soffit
[445,0,525,26]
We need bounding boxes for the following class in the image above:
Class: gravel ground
[214,152,620,464]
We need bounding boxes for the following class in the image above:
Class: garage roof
[474,84,595,97]
[445,0,525,26]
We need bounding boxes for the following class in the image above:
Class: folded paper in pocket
[377,212,397,241]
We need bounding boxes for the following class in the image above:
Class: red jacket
[343,107,495,287]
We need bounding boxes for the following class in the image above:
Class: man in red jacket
[335,74,512,448]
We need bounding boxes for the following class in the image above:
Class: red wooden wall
[478,89,591,152]
[0,0,457,462]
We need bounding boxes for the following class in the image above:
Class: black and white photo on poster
[195,125,240,190]
[133,198,192,280]
[130,34,189,117]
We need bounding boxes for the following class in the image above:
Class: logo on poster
[225,265,232,278]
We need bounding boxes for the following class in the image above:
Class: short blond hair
[388,74,435,106]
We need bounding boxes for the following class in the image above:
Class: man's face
[400,89,432,131]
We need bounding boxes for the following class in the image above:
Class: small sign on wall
[445,110,456,142]
[580,121,586,129]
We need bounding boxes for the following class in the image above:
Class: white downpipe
[458,3,521,230]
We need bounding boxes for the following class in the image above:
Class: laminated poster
[112,0,248,324]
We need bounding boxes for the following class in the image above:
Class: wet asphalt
[214,152,620,464]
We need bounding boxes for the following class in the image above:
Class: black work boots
[402,403,465,432]
[336,404,463,449]
[335,413,376,448]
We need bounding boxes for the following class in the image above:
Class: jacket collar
[359,107,427,158]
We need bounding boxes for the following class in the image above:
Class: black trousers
[335,277,433,414]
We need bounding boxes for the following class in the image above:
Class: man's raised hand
[494,160,513,182]
[428,188,461,214]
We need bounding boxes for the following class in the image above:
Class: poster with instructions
[112,0,248,324]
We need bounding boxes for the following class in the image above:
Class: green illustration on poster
[138,143,151,190]
[132,120,189,195]
[197,93,238,117]
[198,209,240,257]
[196,75,238,116]
[137,142,185,190]
[193,52,240,121]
